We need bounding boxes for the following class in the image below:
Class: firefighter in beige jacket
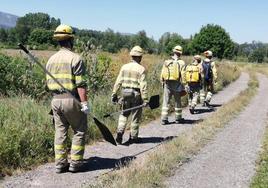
[111,46,148,144]
[46,25,89,173]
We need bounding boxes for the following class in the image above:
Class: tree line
[0,12,267,63]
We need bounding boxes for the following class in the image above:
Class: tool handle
[18,43,29,54]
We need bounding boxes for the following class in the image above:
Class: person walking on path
[185,55,202,114]
[160,45,186,125]
[111,46,148,145]
[200,50,218,106]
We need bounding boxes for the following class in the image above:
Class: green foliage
[28,28,55,47]
[190,24,235,59]
[0,53,46,99]
[15,12,60,43]
[249,48,265,63]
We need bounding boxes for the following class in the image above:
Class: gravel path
[166,74,268,188]
[1,73,249,188]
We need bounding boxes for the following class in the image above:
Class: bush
[0,53,46,99]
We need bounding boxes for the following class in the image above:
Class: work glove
[143,100,149,107]
[81,101,90,115]
[185,85,190,93]
[111,94,118,104]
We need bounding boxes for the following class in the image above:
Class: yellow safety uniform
[160,56,185,122]
[112,60,148,138]
[46,47,88,169]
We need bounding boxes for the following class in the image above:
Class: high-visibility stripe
[71,154,83,161]
[75,75,83,81]
[55,145,65,150]
[55,154,67,160]
[46,74,74,80]
[175,108,182,111]
[47,83,75,90]
[71,145,85,151]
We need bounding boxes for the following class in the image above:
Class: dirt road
[1,73,249,188]
[166,74,268,188]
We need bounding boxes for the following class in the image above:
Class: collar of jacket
[191,60,199,66]
[171,55,180,61]
[60,47,72,52]
[130,60,140,64]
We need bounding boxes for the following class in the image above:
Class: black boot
[128,137,142,144]
[189,106,195,114]
[115,132,123,144]
[161,119,169,125]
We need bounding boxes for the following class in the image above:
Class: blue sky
[1,0,268,43]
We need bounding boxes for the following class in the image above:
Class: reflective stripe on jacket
[46,48,87,91]
[112,60,148,102]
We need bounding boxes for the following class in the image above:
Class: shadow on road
[194,108,215,114]
[164,119,203,125]
[82,156,136,172]
[123,136,177,146]
[209,104,222,108]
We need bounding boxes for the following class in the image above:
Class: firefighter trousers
[161,81,183,121]
[51,94,87,169]
[200,80,214,104]
[117,90,143,139]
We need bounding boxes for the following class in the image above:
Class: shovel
[104,95,160,118]
[18,43,117,146]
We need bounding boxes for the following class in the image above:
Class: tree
[15,12,61,43]
[248,48,265,63]
[0,29,8,43]
[28,28,55,46]
[158,32,190,55]
[190,24,235,59]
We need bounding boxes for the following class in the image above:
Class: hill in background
[0,11,18,29]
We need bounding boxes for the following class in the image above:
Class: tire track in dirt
[166,74,268,188]
[1,73,249,188]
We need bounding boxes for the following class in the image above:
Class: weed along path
[165,74,268,188]
[1,73,249,188]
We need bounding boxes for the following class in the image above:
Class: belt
[51,90,80,100]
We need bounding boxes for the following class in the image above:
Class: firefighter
[185,55,202,114]
[160,45,186,125]
[200,50,218,106]
[46,24,89,173]
[111,46,148,145]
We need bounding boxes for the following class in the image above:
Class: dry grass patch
[91,72,258,188]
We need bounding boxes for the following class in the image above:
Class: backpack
[161,60,180,81]
[202,62,213,82]
[185,64,200,83]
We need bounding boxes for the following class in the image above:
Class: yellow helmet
[173,45,183,54]
[204,50,213,57]
[53,24,74,41]
[194,55,201,61]
[130,46,143,56]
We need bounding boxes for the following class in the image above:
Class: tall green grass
[0,52,240,176]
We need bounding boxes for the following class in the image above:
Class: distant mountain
[0,11,18,29]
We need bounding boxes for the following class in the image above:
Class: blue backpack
[202,62,213,82]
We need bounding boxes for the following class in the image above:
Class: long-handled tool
[104,95,160,118]
[18,43,117,146]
